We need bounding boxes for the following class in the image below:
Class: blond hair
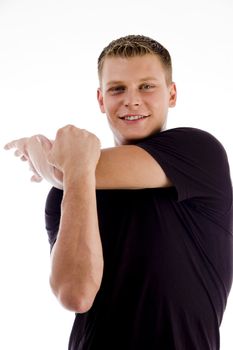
[98,35,172,84]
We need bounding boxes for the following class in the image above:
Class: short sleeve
[45,187,63,251]
[136,127,232,214]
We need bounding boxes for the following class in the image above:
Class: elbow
[49,278,99,313]
[59,289,95,313]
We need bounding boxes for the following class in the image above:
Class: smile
[119,115,149,121]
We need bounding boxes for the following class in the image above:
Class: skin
[4,53,177,312]
[48,126,104,312]
[97,54,176,145]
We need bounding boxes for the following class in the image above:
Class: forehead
[101,54,166,84]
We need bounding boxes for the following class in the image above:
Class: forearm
[50,172,103,313]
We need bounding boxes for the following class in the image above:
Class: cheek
[148,92,169,109]
[144,94,160,109]
[105,98,120,114]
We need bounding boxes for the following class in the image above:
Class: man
[5,35,233,349]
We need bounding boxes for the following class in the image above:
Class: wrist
[63,170,96,192]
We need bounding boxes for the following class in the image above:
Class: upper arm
[95,145,172,189]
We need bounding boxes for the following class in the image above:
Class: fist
[48,125,101,176]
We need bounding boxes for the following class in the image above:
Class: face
[97,54,177,145]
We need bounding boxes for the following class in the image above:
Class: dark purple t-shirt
[45,128,233,350]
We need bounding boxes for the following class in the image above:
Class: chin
[116,132,157,145]
[113,124,166,145]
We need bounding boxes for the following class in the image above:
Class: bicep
[96,145,172,189]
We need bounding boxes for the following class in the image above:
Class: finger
[4,140,17,150]
[31,174,43,182]
[14,149,22,157]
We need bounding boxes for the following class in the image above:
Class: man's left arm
[96,145,172,189]
[4,126,172,190]
[4,135,63,189]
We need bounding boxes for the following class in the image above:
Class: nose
[124,89,141,107]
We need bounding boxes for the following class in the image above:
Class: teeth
[124,115,145,121]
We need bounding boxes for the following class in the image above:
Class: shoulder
[136,127,232,206]
[155,127,225,146]
[169,127,229,162]
[138,127,228,162]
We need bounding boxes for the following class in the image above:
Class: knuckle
[56,127,64,137]
[57,124,77,136]
[66,124,76,131]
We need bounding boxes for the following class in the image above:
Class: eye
[108,86,125,95]
[140,83,154,90]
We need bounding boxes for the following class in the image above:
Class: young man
[5,35,233,349]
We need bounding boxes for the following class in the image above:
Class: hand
[4,136,43,182]
[47,125,101,178]
[4,135,63,188]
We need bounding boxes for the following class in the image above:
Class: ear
[168,82,177,108]
[97,88,106,113]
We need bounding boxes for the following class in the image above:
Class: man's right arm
[47,126,104,313]
[5,129,104,313]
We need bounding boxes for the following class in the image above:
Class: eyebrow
[139,77,160,82]
[106,81,124,87]
[106,77,160,87]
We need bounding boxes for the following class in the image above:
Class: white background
[0,0,233,349]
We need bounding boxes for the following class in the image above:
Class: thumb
[47,150,55,166]
[35,135,53,151]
